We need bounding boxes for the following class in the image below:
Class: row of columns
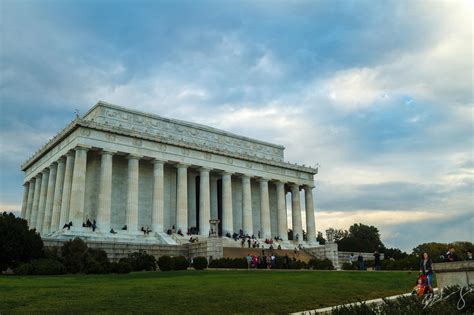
[22,146,317,242]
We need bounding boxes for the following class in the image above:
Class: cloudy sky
[1,0,472,251]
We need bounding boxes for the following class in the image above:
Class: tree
[384,247,408,260]
[336,223,385,252]
[0,212,44,271]
[412,241,473,262]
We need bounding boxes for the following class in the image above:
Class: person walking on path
[374,251,381,271]
[420,252,434,287]
[357,253,365,270]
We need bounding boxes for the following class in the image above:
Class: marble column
[259,178,271,239]
[25,179,35,223]
[42,163,57,234]
[126,155,140,232]
[222,172,233,235]
[210,175,218,220]
[241,175,253,236]
[176,164,188,232]
[199,167,211,236]
[69,146,89,229]
[152,159,165,233]
[188,173,197,228]
[304,185,316,242]
[30,173,42,229]
[97,151,114,231]
[276,181,288,240]
[291,183,303,242]
[51,157,66,232]
[36,168,49,233]
[20,182,30,219]
[60,151,75,225]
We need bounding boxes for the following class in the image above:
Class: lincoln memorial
[19,102,336,262]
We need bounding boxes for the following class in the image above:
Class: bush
[111,260,132,274]
[332,285,474,314]
[172,256,189,270]
[61,238,88,273]
[60,238,112,274]
[208,258,247,269]
[83,248,111,274]
[341,262,357,270]
[158,255,172,271]
[0,212,44,271]
[14,259,66,275]
[192,257,208,270]
[14,263,34,275]
[127,250,156,271]
[289,259,308,270]
[307,258,334,270]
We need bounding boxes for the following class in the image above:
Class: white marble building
[20,101,318,245]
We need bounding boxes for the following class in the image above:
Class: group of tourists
[82,218,97,231]
[140,226,152,235]
[347,252,381,271]
[245,253,276,269]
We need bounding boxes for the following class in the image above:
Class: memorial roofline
[85,101,285,150]
[21,102,318,174]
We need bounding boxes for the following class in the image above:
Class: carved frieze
[95,107,284,162]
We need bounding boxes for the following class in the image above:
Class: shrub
[172,256,189,270]
[331,285,474,314]
[307,258,334,270]
[61,238,88,273]
[60,238,112,274]
[192,257,208,270]
[127,250,156,271]
[158,255,172,271]
[14,259,66,275]
[208,258,247,269]
[289,259,308,270]
[83,248,111,274]
[341,262,357,270]
[111,260,132,274]
[14,263,34,275]
[0,212,44,271]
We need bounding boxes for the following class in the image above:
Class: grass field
[0,270,417,314]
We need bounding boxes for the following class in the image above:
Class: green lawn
[0,270,416,314]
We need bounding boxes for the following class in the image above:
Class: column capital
[100,150,116,156]
[304,184,315,190]
[41,168,49,175]
[176,163,190,169]
[57,156,66,163]
[49,161,58,168]
[152,158,167,165]
[290,183,301,190]
[240,174,252,179]
[126,154,142,160]
[75,145,91,151]
[23,182,29,187]
[66,150,75,157]
[221,171,233,176]
[258,177,269,183]
[199,167,211,173]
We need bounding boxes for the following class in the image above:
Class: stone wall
[433,261,474,289]
[304,243,339,269]
[44,238,225,263]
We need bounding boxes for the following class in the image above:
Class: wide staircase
[223,247,315,263]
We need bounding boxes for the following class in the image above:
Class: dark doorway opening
[195,176,200,233]
[217,179,222,236]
